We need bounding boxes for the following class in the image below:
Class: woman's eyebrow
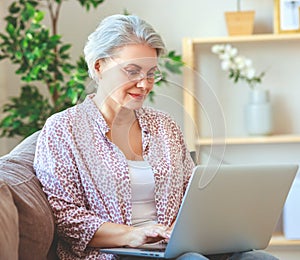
[124,64,158,71]
[124,63,142,70]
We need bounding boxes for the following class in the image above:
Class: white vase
[244,88,273,135]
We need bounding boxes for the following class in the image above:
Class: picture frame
[274,0,300,33]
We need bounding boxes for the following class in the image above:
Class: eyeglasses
[110,58,163,84]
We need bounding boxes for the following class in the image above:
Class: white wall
[0,0,298,155]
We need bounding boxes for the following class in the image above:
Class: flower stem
[237,0,241,12]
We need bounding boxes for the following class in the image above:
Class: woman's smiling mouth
[128,93,145,100]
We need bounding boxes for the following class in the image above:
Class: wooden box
[225,11,255,36]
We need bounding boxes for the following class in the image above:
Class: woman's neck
[93,95,136,127]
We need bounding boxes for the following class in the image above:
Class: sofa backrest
[0,131,57,260]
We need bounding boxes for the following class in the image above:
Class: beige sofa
[0,131,58,260]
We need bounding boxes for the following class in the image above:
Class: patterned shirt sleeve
[34,113,104,257]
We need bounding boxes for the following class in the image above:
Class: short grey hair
[83,14,166,81]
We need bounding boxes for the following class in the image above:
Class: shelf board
[188,33,300,44]
[196,135,300,146]
[269,235,300,247]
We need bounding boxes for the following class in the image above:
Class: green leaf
[22,2,36,21]
[0,32,8,41]
[50,34,61,42]
[1,116,13,127]
[9,2,20,14]
[78,0,105,11]
[6,23,15,35]
[15,51,23,60]
[33,10,44,23]
[59,44,71,54]
[31,65,41,78]
[21,74,33,82]
[148,91,155,103]
[164,61,182,74]
[25,32,33,40]
[0,55,9,60]
[20,38,28,48]
[27,1,39,8]
[29,23,41,30]
[5,16,17,28]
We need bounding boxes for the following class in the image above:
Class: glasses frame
[110,58,163,84]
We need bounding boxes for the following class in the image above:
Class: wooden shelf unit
[182,33,300,250]
[182,33,300,150]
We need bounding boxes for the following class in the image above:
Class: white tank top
[127,160,157,227]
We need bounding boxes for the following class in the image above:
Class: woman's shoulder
[41,104,84,139]
[137,106,183,135]
[45,106,76,127]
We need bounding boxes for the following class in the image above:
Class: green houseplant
[0,0,184,138]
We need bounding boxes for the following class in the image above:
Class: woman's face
[96,44,159,110]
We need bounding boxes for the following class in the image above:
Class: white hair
[83,14,166,81]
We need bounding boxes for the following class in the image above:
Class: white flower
[244,59,252,67]
[212,43,264,88]
[234,56,246,70]
[245,68,256,79]
[219,52,231,61]
[211,44,224,54]
[221,60,231,71]
[228,47,238,57]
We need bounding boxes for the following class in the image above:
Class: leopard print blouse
[34,94,195,259]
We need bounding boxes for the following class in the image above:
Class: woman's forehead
[119,58,158,68]
[114,44,157,61]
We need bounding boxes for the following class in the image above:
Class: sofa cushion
[0,181,19,260]
[0,131,57,260]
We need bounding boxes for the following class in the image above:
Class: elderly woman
[34,15,278,260]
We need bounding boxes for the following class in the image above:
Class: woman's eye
[126,70,140,76]
[147,73,155,78]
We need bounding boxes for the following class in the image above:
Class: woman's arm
[88,222,171,248]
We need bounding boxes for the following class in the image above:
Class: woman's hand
[127,224,171,248]
[163,224,174,243]
[89,222,172,248]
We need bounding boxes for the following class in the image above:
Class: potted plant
[225,0,255,36]
[212,44,273,135]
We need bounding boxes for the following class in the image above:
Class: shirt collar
[81,94,110,134]
[82,94,150,136]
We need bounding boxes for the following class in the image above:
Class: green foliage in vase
[0,0,184,138]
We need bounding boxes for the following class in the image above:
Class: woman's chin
[123,96,146,110]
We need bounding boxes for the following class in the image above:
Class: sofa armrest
[0,181,19,260]
[0,131,58,260]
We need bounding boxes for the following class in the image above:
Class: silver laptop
[100,163,298,258]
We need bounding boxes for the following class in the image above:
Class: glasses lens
[149,69,162,83]
[127,71,144,82]
[118,61,162,84]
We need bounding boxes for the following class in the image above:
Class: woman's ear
[94,60,101,72]
[94,60,103,79]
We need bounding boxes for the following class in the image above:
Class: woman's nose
[136,78,148,88]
